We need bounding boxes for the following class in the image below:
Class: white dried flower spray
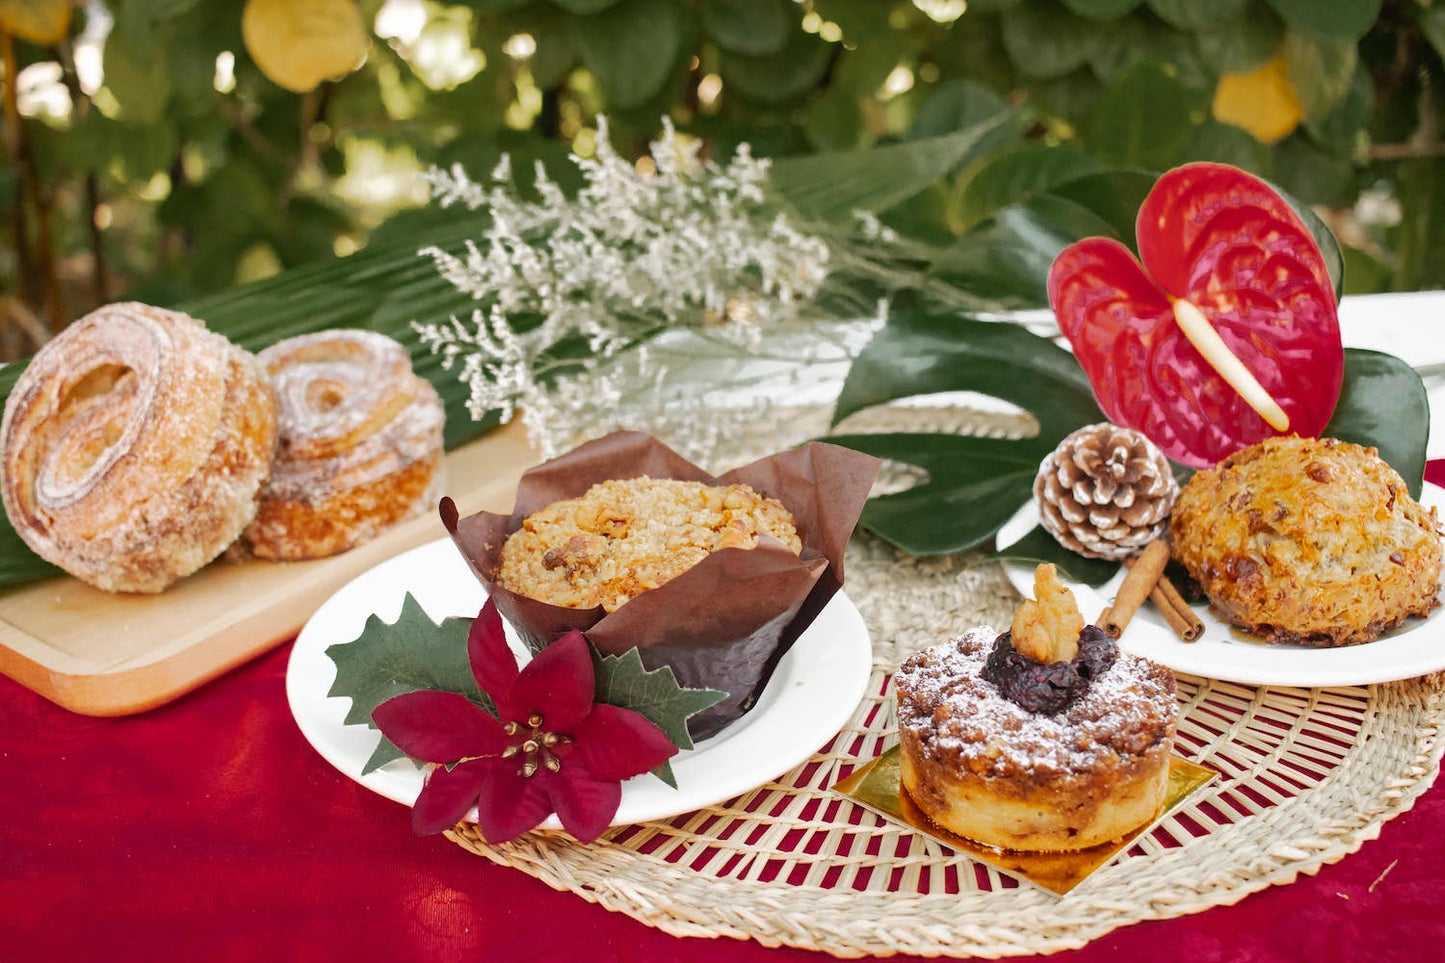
[414,117,992,461]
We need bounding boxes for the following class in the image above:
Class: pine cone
[1034,423,1179,561]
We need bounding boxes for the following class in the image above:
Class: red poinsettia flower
[371,599,677,842]
[1048,163,1343,468]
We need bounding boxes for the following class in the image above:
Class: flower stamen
[510,713,571,778]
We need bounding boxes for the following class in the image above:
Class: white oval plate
[286,536,873,828]
[996,484,1445,688]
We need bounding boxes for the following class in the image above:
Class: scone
[242,330,445,560]
[895,565,1178,852]
[1170,436,1442,646]
[1,302,277,593]
[497,477,802,611]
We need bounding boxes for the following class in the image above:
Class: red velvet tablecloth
[2,639,1440,961]
[6,450,1445,961]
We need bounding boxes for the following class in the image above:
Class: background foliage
[3,0,1444,360]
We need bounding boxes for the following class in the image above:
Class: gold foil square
[831,745,1217,896]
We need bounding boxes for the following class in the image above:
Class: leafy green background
[3,0,1444,357]
[0,0,1440,581]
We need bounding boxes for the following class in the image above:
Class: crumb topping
[895,627,1177,789]
[497,476,802,611]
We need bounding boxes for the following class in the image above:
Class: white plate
[996,484,1445,688]
[286,536,873,827]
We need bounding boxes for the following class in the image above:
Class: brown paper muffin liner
[440,430,881,740]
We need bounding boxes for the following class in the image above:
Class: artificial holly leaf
[326,593,492,775]
[1326,349,1431,500]
[591,647,726,788]
[827,313,1103,556]
[1049,162,1343,468]
[991,525,1120,587]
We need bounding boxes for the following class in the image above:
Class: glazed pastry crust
[0,302,278,593]
[895,627,1177,852]
[1170,436,1442,647]
[243,330,445,561]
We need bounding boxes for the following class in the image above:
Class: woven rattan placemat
[446,407,1445,957]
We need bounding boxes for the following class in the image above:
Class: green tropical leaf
[1046,169,1155,245]
[955,143,1102,232]
[1194,3,1285,74]
[1000,0,1104,80]
[103,13,172,124]
[1185,122,1273,176]
[717,28,834,105]
[573,0,681,109]
[1271,133,1355,208]
[1264,0,1380,40]
[1275,178,1346,300]
[827,432,1058,555]
[828,313,1104,555]
[931,194,1123,305]
[992,525,1120,586]
[1031,68,1106,126]
[1285,31,1358,125]
[1304,68,1370,154]
[1061,0,1144,21]
[833,313,1102,437]
[1424,7,1445,63]
[770,112,1017,221]
[909,79,1011,140]
[1327,350,1431,500]
[1088,16,1208,88]
[1148,0,1246,31]
[1087,60,1194,170]
[1392,158,1445,292]
[700,0,793,55]
[551,0,622,13]
[325,594,491,775]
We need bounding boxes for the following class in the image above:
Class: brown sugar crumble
[497,477,802,611]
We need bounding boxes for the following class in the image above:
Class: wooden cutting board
[0,421,537,717]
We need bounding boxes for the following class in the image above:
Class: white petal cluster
[412,117,837,458]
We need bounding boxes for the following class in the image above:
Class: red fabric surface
[7,462,1445,961]
[4,643,1442,962]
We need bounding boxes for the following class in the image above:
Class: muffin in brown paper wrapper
[439,430,881,741]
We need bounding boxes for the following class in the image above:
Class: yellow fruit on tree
[0,0,72,46]
[242,0,368,94]
[1212,54,1303,145]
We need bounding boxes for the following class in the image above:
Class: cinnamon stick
[1101,540,1170,639]
[1151,570,1203,642]
[1104,549,1204,643]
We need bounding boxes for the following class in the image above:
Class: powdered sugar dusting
[895,627,1177,781]
[0,302,276,592]
[257,330,444,503]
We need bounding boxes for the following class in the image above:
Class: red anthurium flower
[1048,163,1343,468]
[371,599,677,843]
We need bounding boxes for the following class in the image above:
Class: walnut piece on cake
[497,477,802,612]
[1009,563,1083,664]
